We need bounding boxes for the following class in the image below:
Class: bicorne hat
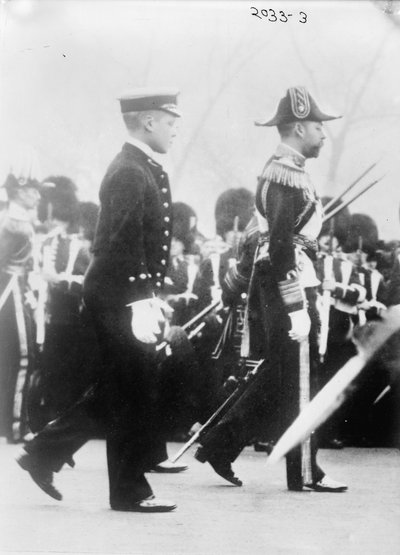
[255,86,341,127]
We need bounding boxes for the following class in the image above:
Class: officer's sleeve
[222,232,257,305]
[266,182,305,312]
[331,262,366,305]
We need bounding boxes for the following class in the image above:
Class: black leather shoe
[66,456,76,468]
[194,446,208,463]
[194,447,242,487]
[16,452,62,501]
[322,439,345,450]
[151,460,188,473]
[111,495,177,512]
[304,476,348,492]
[254,441,274,454]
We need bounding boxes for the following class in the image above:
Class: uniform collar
[126,136,156,160]
[275,143,306,168]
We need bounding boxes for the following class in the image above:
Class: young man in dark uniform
[195,87,347,492]
[17,89,182,512]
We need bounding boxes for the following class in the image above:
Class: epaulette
[262,157,313,191]
[224,265,249,296]
[246,223,259,239]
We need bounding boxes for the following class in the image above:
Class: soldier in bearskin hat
[194,187,255,308]
[189,188,254,419]
[195,87,348,492]
[170,201,205,256]
[28,177,97,428]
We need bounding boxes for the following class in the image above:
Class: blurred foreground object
[268,306,400,463]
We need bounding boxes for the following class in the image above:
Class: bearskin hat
[214,188,255,238]
[38,175,79,226]
[343,213,379,254]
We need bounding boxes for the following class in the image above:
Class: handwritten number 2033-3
[250,7,307,23]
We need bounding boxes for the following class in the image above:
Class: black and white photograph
[0,1,400,553]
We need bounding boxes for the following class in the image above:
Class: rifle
[318,219,335,363]
[318,254,334,363]
[232,215,240,260]
[323,161,378,215]
[323,176,384,223]
[170,358,265,463]
[355,235,367,326]
[155,298,223,355]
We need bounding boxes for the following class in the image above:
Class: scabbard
[299,337,312,485]
[170,359,265,462]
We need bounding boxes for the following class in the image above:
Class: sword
[155,299,222,354]
[170,358,266,463]
[0,273,18,312]
[267,306,400,464]
[318,254,334,363]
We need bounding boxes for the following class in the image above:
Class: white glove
[129,298,168,344]
[210,285,222,304]
[288,309,311,342]
[151,297,174,319]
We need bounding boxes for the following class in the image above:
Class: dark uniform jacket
[222,144,323,358]
[87,143,172,306]
[200,145,326,488]
[254,145,322,312]
[42,231,90,326]
[386,253,400,306]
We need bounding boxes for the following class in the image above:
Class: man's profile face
[148,112,179,154]
[299,121,326,159]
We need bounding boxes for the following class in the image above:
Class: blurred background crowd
[1,153,399,452]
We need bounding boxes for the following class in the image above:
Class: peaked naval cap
[118,88,181,117]
[255,86,341,127]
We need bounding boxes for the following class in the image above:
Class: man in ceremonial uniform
[0,172,41,442]
[195,87,347,492]
[17,89,183,512]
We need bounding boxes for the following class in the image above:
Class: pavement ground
[0,440,399,555]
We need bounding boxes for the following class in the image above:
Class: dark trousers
[25,293,166,506]
[200,283,324,489]
[0,276,33,442]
